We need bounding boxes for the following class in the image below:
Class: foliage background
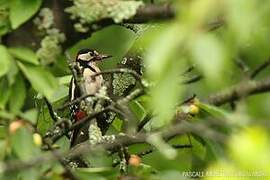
[0,0,270,179]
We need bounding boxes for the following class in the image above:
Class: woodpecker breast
[83,66,103,95]
[69,64,103,102]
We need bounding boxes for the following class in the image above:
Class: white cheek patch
[78,53,92,61]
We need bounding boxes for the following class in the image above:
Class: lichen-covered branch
[67,120,226,159]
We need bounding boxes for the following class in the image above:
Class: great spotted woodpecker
[69,48,112,147]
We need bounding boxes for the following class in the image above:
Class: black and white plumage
[69,48,112,147]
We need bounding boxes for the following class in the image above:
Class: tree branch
[67,121,226,159]
[207,76,270,106]
[126,3,175,23]
[3,118,225,174]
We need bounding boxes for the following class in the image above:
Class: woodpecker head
[76,48,112,65]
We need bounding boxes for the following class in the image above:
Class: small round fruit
[9,120,24,134]
[33,133,43,147]
[128,154,141,167]
[189,104,199,115]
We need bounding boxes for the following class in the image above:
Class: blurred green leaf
[7,58,19,86]
[129,100,146,121]
[77,167,113,174]
[58,75,72,85]
[0,140,6,160]
[55,136,69,153]
[0,1,10,36]
[145,25,184,128]
[0,77,11,109]
[0,45,12,78]
[8,74,26,114]
[18,168,39,180]
[18,62,59,101]
[145,25,183,79]
[226,0,260,44]
[198,102,229,118]
[0,110,15,120]
[20,109,38,124]
[9,47,39,65]
[111,117,122,132]
[50,85,69,103]
[156,170,187,180]
[147,133,177,159]
[11,127,40,161]
[229,126,270,172]
[191,33,228,86]
[0,126,6,139]
[37,105,54,135]
[9,0,42,29]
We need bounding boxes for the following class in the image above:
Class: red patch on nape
[74,111,87,121]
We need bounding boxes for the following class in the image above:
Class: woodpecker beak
[93,54,112,61]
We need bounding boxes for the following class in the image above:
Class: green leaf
[9,47,39,65]
[198,102,229,118]
[0,110,15,120]
[9,0,42,29]
[37,105,54,135]
[0,140,6,160]
[18,168,39,180]
[58,75,72,85]
[19,109,38,124]
[8,74,26,113]
[0,77,11,109]
[50,85,69,103]
[147,133,177,159]
[18,62,59,101]
[145,25,184,128]
[0,126,6,139]
[0,45,12,77]
[0,1,11,36]
[157,170,186,180]
[11,127,40,160]
[7,58,19,86]
[129,100,146,121]
[111,117,122,132]
[191,33,228,86]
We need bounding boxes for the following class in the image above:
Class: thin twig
[182,75,203,84]
[250,58,270,79]
[44,139,78,180]
[44,98,61,122]
[47,89,144,143]
[235,58,250,74]
[3,121,226,173]
[112,144,192,167]
[207,76,270,106]
[137,113,153,132]
[179,94,197,105]
[182,65,195,75]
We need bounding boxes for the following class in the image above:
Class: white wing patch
[70,78,76,101]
